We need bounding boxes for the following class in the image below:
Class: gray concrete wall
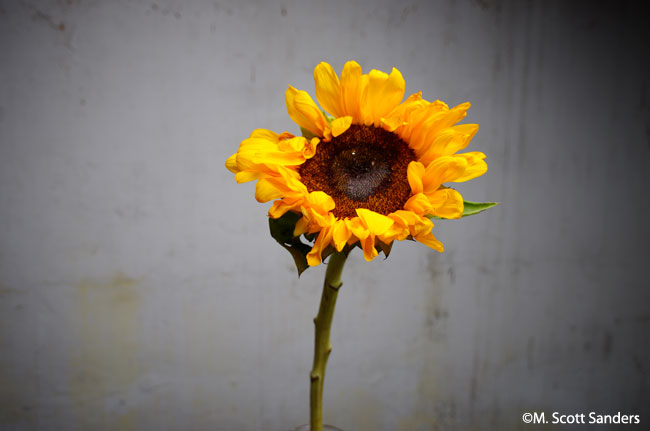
[1,1,648,430]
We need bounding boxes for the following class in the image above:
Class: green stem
[310,251,347,431]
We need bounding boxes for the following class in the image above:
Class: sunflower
[226,61,487,267]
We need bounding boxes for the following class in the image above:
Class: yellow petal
[276,136,306,153]
[364,68,405,126]
[330,116,352,137]
[255,178,284,202]
[421,156,468,192]
[346,216,370,241]
[377,222,408,243]
[398,101,449,153]
[225,153,239,173]
[268,195,304,219]
[314,62,343,118]
[360,235,379,262]
[251,151,305,166]
[403,193,433,215]
[381,92,426,132]
[249,128,280,141]
[265,136,318,164]
[303,138,320,159]
[417,124,480,165]
[285,86,328,137]
[234,171,261,183]
[443,124,479,155]
[380,115,406,132]
[452,152,488,182]
[340,61,367,122]
[356,208,394,236]
[293,215,309,236]
[429,188,464,219]
[407,161,425,194]
[415,232,444,252]
[307,226,334,266]
[306,191,335,213]
[332,220,352,252]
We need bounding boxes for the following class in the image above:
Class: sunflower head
[226,61,497,275]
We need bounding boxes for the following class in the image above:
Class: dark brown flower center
[299,125,415,218]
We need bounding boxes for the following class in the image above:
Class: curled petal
[451,152,488,182]
[429,188,464,219]
[285,86,329,137]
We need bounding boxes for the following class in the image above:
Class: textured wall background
[1,1,649,430]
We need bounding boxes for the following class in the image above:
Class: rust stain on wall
[69,272,141,430]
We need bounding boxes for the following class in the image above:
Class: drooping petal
[285,86,329,137]
[359,235,379,261]
[293,215,310,236]
[314,62,343,118]
[415,231,444,252]
[306,225,334,266]
[332,219,352,252]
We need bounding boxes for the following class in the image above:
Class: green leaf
[321,110,334,123]
[300,127,319,140]
[462,200,499,217]
[269,212,313,277]
[429,200,499,220]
